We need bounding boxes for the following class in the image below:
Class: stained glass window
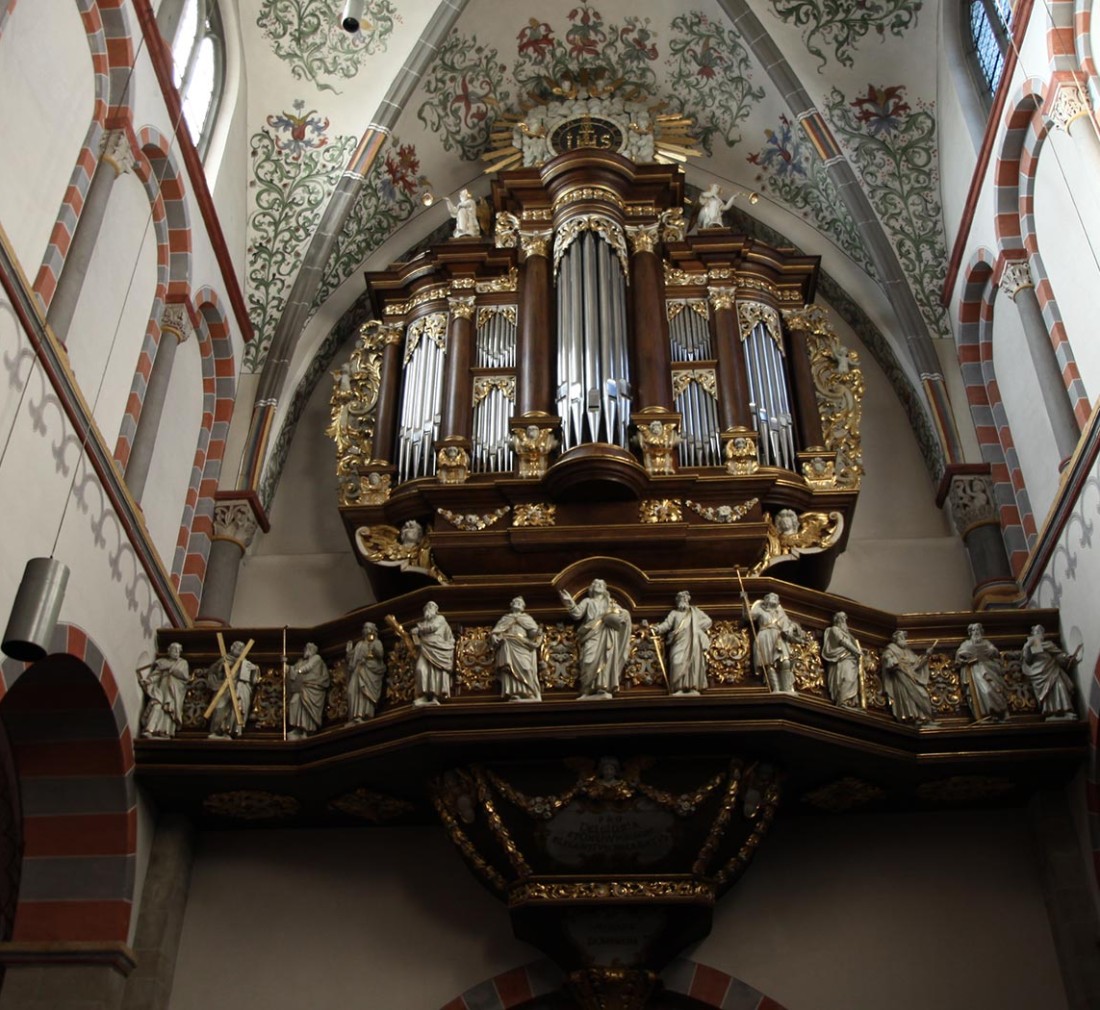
[969,0,1014,96]
[169,0,224,157]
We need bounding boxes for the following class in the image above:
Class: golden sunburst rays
[479,71,701,175]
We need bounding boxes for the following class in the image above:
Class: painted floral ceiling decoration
[235,0,950,374]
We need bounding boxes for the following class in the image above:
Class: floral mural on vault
[746,114,873,275]
[313,137,430,309]
[826,84,950,339]
[245,101,357,371]
[767,0,924,71]
[256,0,398,94]
[416,32,511,161]
[666,11,765,153]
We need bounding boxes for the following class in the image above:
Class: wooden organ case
[338,149,861,600]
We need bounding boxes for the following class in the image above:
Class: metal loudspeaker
[2,557,69,662]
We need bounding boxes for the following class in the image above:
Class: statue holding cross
[204,636,259,739]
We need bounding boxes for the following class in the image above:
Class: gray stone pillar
[46,130,135,345]
[195,499,260,626]
[999,260,1081,464]
[946,471,1019,609]
[120,813,195,1010]
[125,304,190,504]
[0,943,134,1010]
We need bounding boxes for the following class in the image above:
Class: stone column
[999,260,1081,464]
[195,499,260,626]
[516,231,553,417]
[946,471,1019,609]
[1048,82,1100,175]
[125,304,191,504]
[371,322,405,465]
[46,129,136,345]
[709,286,752,432]
[120,813,195,1010]
[628,225,672,411]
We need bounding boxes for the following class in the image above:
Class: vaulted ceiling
[234,0,949,410]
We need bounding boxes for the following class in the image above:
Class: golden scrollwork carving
[383,284,449,317]
[476,305,517,329]
[791,636,826,696]
[512,426,559,479]
[635,418,679,475]
[739,275,801,303]
[749,509,844,575]
[540,622,578,688]
[456,627,496,692]
[926,652,965,717]
[723,428,759,475]
[660,207,687,243]
[566,968,658,1010]
[476,267,519,293]
[324,658,349,724]
[519,231,552,260]
[203,790,299,821]
[707,285,736,312]
[494,211,520,248]
[328,788,415,822]
[802,455,837,488]
[671,368,716,399]
[383,639,415,704]
[714,778,780,887]
[666,299,709,322]
[640,499,683,523]
[474,375,516,406]
[354,521,449,583]
[553,214,630,280]
[436,444,470,485]
[664,263,709,287]
[513,502,557,526]
[1001,649,1040,714]
[430,775,509,895]
[328,322,385,505]
[915,775,1015,805]
[623,626,664,688]
[784,304,864,488]
[737,300,783,347]
[360,471,391,504]
[437,507,509,531]
[802,777,886,813]
[705,622,751,685]
[509,879,714,905]
[403,312,448,363]
[685,498,757,523]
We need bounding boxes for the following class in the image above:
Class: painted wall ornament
[256,0,398,93]
[954,623,1008,723]
[412,602,455,706]
[1020,626,1079,721]
[346,623,385,723]
[287,643,330,739]
[138,643,190,738]
[880,631,935,726]
[648,591,713,696]
[560,579,633,699]
[822,612,862,708]
[491,597,544,702]
[354,520,448,583]
[768,0,923,71]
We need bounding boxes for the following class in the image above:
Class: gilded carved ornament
[552,185,626,214]
[436,444,470,484]
[723,429,759,475]
[626,223,660,255]
[783,304,864,488]
[667,299,709,323]
[494,212,551,260]
[671,369,716,399]
[327,788,415,823]
[801,455,836,488]
[511,425,558,479]
[476,267,519,293]
[737,300,784,348]
[473,375,515,406]
[354,520,449,583]
[685,498,757,522]
[640,499,683,523]
[447,294,476,320]
[748,508,844,575]
[707,286,736,312]
[437,506,510,531]
[659,207,687,243]
[634,418,680,476]
[328,323,387,505]
[203,790,299,820]
[476,305,517,329]
[403,312,448,363]
[512,502,556,526]
[383,284,449,317]
[553,214,631,280]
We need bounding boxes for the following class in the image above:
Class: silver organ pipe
[472,307,517,473]
[556,229,631,449]
[396,313,447,482]
[669,302,719,467]
[743,320,795,470]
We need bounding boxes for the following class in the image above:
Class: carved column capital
[159,303,192,344]
[1047,82,1091,133]
[212,501,260,550]
[707,286,737,312]
[381,322,404,345]
[947,473,998,534]
[519,230,552,261]
[100,129,135,177]
[627,224,660,256]
[448,295,476,320]
[999,260,1033,301]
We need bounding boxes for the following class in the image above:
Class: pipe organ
[329,143,863,600]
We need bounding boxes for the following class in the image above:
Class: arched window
[162,0,225,157]
[968,0,1014,96]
